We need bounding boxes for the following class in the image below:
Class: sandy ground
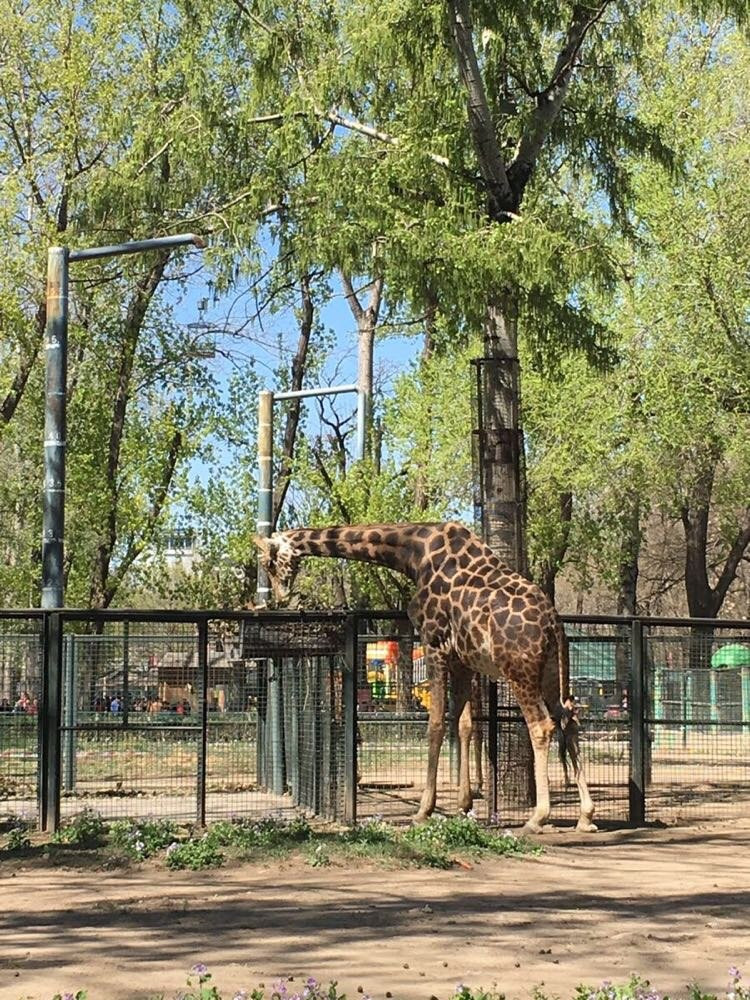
[2,821,749,1000]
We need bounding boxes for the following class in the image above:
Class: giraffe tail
[551,701,575,786]
[553,619,574,785]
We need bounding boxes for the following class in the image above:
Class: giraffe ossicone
[254,521,597,833]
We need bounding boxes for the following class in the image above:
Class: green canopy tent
[711,643,750,670]
[709,644,750,724]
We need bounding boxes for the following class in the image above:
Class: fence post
[122,621,130,727]
[40,611,63,833]
[343,615,358,824]
[488,680,498,820]
[742,666,750,725]
[268,656,285,795]
[629,619,646,825]
[196,618,209,826]
[63,635,76,792]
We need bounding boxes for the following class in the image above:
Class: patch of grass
[402,812,542,861]
[4,810,541,872]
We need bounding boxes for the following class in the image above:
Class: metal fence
[0,609,748,831]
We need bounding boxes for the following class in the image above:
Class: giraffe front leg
[518,697,555,834]
[471,674,484,796]
[414,655,447,823]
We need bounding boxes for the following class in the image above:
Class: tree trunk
[479,294,527,574]
[88,252,171,609]
[341,271,383,461]
[272,274,314,529]
[616,502,641,616]
[615,501,641,694]
[538,491,573,602]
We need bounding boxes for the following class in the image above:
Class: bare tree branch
[509,1,612,196]
[447,0,515,213]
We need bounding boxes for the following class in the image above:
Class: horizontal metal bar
[68,233,205,262]
[273,383,358,401]
[60,724,202,733]
[563,613,750,629]
[1,607,749,631]
[647,718,750,728]
[2,608,349,623]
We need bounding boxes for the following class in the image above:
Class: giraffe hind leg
[564,718,597,832]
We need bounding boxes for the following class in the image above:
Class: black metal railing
[0,609,748,832]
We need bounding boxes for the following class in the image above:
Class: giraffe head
[253,533,301,604]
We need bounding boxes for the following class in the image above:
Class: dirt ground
[2,821,749,1000]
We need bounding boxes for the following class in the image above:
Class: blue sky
[170,264,423,489]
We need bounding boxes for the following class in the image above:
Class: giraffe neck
[284,525,426,581]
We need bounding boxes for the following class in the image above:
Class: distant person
[13,692,30,713]
[110,695,121,713]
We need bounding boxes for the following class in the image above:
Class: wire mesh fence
[353,614,633,825]
[645,623,750,824]
[0,610,353,830]
[0,614,43,825]
[0,609,748,831]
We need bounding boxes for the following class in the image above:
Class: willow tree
[182,0,728,572]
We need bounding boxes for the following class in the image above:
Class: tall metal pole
[40,234,204,611]
[256,390,274,605]
[42,247,69,610]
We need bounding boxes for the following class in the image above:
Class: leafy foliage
[50,808,108,847]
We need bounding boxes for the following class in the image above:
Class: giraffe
[254,521,596,833]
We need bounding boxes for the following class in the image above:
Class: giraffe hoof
[521,821,546,835]
[576,819,598,833]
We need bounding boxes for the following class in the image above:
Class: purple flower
[63,993,75,1000]
[729,967,741,981]
[305,978,318,989]
[192,963,209,976]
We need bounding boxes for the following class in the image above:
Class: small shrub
[6,824,32,852]
[165,836,224,871]
[109,818,178,859]
[403,812,542,858]
[50,809,107,847]
[204,814,312,851]
[454,984,506,1000]
[306,844,331,867]
[339,817,394,847]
